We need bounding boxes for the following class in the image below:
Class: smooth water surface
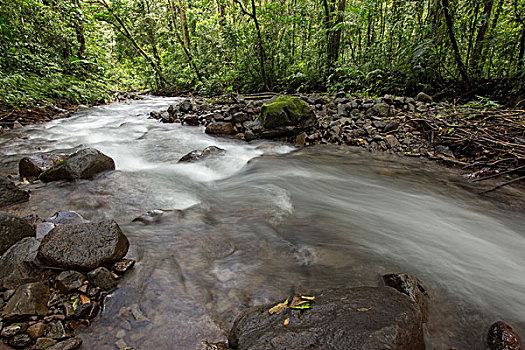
[1,98,523,349]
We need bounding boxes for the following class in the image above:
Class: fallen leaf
[269,298,289,315]
[357,307,372,312]
[80,295,90,304]
[290,302,310,310]
[301,295,315,301]
[283,317,290,326]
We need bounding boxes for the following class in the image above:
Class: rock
[181,115,200,126]
[18,154,65,179]
[132,210,164,224]
[27,322,46,339]
[434,145,455,158]
[0,238,42,291]
[416,92,433,103]
[180,100,192,112]
[385,135,401,149]
[487,321,522,350]
[8,334,31,348]
[1,282,49,322]
[87,267,117,291]
[0,212,35,256]
[34,338,57,350]
[383,120,400,133]
[44,211,85,225]
[205,122,234,135]
[0,176,29,207]
[229,287,424,350]
[113,259,135,275]
[39,148,115,182]
[46,338,82,350]
[0,341,15,350]
[45,321,71,340]
[258,96,316,131]
[3,289,15,301]
[1,323,26,338]
[295,132,307,147]
[232,112,248,123]
[36,223,55,239]
[178,146,225,163]
[73,302,99,320]
[37,221,129,271]
[383,273,428,322]
[55,271,84,294]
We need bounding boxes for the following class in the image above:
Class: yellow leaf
[269,298,289,315]
[357,307,372,312]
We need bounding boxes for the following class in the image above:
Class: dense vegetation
[1,0,524,106]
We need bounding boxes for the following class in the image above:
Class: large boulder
[383,273,429,322]
[0,237,42,291]
[178,146,225,163]
[258,96,316,131]
[1,282,49,322]
[37,220,129,271]
[18,154,65,179]
[39,148,115,182]
[229,287,425,350]
[0,212,35,256]
[0,176,29,207]
[205,122,234,135]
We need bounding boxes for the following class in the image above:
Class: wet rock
[36,223,55,239]
[258,96,316,131]
[383,273,429,322]
[385,135,401,149]
[0,238,42,291]
[55,271,84,294]
[87,267,117,291]
[3,290,15,301]
[487,321,522,350]
[37,221,129,271]
[0,176,29,208]
[434,145,455,158]
[18,154,65,179]
[8,334,31,348]
[46,337,82,350]
[39,148,115,182]
[44,211,85,225]
[129,304,149,324]
[180,99,192,113]
[178,146,225,163]
[74,302,99,320]
[416,92,433,103]
[34,338,57,349]
[45,321,71,340]
[27,322,46,339]
[383,120,400,133]
[205,122,234,135]
[1,323,26,338]
[113,259,135,275]
[0,341,15,350]
[132,210,164,224]
[181,115,200,126]
[0,212,36,256]
[229,287,424,350]
[1,282,49,322]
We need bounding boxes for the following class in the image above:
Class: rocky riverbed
[0,96,523,349]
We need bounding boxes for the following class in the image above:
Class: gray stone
[181,115,200,126]
[180,100,192,112]
[36,223,55,239]
[178,146,225,163]
[1,282,49,322]
[112,259,135,275]
[383,120,400,133]
[55,271,84,294]
[0,176,29,208]
[385,135,401,149]
[416,92,433,103]
[0,213,35,256]
[383,273,429,322]
[44,321,71,340]
[229,287,424,350]
[18,154,65,179]
[0,238,42,291]
[37,221,129,271]
[39,148,115,182]
[46,338,82,350]
[87,267,117,291]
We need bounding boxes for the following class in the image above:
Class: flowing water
[0,98,524,349]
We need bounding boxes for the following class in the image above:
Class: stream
[0,97,524,349]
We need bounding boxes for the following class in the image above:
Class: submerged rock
[0,176,29,207]
[37,221,129,271]
[487,321,522,350]
[0,237,42,291]
[1,282,49,322]
[229,287,425,350]
[0,212,35,256]
[178,146,225,163]
[44,210,86,225]
[18,154,65,179]
[39,148,115,182]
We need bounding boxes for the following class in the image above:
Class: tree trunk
[518,25,525,71]
[471,0,494,75]
[178,0,191,50]
[327,0,346,73]
[441,0,470,82]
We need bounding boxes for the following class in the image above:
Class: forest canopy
[1,0,524,106]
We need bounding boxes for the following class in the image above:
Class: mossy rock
[258,96,316,130]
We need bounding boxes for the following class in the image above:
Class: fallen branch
[479,175,525,194]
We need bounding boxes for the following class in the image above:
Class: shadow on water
[1,98,524,349]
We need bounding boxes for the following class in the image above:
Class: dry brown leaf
[357,307,372,312]
[269,298,289,315]
[80,295,91,305]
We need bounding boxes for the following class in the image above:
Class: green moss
[259,96,315,129]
